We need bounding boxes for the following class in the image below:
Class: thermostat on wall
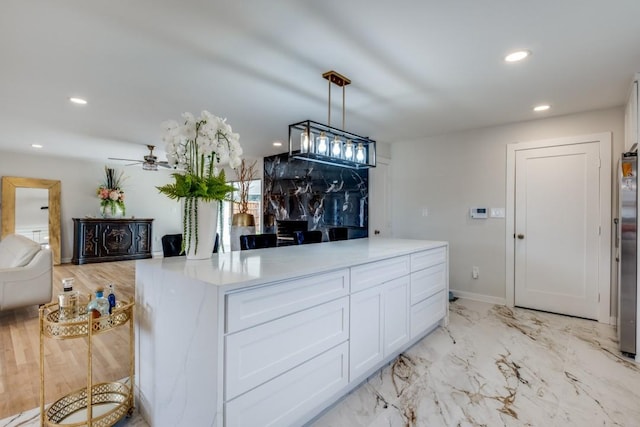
[470,207,488,219]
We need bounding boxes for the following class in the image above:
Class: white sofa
[0,234,53,311]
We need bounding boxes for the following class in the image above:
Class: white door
[514,142,600,319]
[369,157,391,237]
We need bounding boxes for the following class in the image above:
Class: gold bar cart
[39,299,135,426]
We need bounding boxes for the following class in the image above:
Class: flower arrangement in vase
[157,111,242,258]
[97,166,126,218]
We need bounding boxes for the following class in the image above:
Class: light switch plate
[490,208,505,218]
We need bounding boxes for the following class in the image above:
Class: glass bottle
[87,288,110,319]
[107,283,116,314]
[58,278,78,323]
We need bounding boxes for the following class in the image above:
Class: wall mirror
[1,176,61,265]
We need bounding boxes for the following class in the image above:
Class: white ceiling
[2,0,640,166]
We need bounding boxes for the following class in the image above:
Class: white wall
[0,152,182,261]
[391,107,625,302]
[0,152,266,262]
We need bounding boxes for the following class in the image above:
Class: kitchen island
[135,238,448,427]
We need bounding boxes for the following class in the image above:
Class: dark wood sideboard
[72,218,153,265]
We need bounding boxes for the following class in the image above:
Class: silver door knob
[517,234,525,239]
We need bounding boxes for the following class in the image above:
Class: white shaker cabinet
[383,276,411,355]
[410,247,448,338]
[224,269,350,426]
[349,276,411,380]
[135,238,448,427]
[349,283,384,380]
[349,257,411,381]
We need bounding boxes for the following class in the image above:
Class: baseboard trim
[451,289,506,306]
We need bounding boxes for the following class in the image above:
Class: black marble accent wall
[263,153,369,240]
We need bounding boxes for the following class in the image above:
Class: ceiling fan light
[143,162,158,171]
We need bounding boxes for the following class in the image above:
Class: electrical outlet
[472,266,479,279]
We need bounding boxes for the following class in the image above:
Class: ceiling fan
[109,145,172,171]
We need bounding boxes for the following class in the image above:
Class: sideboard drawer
[225,297,349,400]
[410,263,446,305]
[410,246,447,272]
[350,256,410,293]
[225,342,349,427]
[410,290,446,339]
[226,269,349,333]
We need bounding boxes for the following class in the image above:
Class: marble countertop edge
[136,238,448,291]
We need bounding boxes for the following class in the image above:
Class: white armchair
[0,234,53,311]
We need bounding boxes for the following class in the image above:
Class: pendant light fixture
[289,71,376,169]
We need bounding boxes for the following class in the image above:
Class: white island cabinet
[135,238,448,427]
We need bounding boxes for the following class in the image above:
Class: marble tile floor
[3,299,638,427]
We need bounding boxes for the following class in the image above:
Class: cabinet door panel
[410,290,446,339]
[100,223,134,256]
[410,247,447,272]
[225,342,349,427]
[383,276,410,357]
[226,269,349,333]
[350,256,410,293]
[410,263,446,305]
[225,297,348,400]
[79,223,100,257]
[349,285,384,380]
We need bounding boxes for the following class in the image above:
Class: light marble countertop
[137,238,447,291]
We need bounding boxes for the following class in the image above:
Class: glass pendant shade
[344,140,354,160]
[355,143,365,162]
[331,137,343,157]
[300,129,314,153]
[316,132,328,154]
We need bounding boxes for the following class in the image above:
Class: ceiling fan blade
[109,157,142,163]
[158,161,173,169]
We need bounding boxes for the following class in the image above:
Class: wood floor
[0,261,136,420]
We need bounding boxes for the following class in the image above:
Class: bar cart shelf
[39,300,135,426]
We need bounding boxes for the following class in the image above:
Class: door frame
[505,132,612,323]
[369,156,392,237]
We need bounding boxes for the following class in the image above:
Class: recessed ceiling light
[69,97,87,105]
[31,144,43,149]
[273,141,283,147]
[533,104,551,112]
[504,50,531,63]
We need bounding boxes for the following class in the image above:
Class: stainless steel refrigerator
[618,152,637,358]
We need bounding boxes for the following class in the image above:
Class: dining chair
[239,233,278,250]
[292,230,323,245]
[328,227,349,241]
